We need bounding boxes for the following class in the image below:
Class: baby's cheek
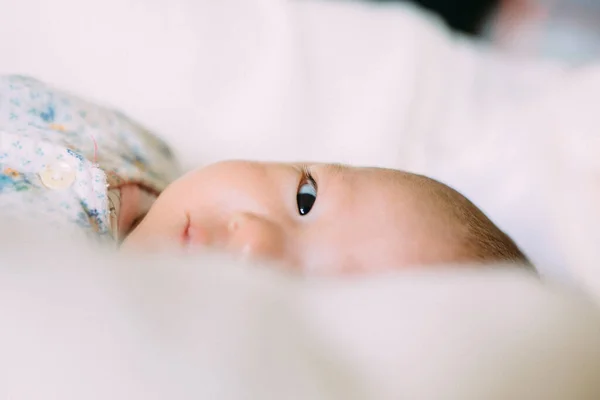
[120,198,189,253]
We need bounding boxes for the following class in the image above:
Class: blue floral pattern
[0,167,31,192]
[0,75,180,242]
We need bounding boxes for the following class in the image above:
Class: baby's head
[123,161,529,273]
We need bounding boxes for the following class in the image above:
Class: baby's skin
[122,161,528,273]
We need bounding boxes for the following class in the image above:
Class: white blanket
[1,227,600,400]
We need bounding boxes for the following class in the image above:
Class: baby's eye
[297,176,317,216]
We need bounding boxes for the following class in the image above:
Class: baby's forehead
[335,165,422,188]
[322,168,422,208]
[350,166,451,194]
[303,163,394,177]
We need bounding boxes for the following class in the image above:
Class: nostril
[228,212,255,233]
[228,216,241,232]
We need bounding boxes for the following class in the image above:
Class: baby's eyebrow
[324,163,347,178]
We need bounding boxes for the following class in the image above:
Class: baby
[0,75,529,272]
[122,161,530,273]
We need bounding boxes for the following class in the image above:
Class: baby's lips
[183,225,211,252]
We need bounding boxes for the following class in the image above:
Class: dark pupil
[297,193,316,216]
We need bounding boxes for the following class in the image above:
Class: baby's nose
[227,212,287,262]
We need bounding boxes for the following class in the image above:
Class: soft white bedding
[1,227,600,400]
[1,0,600,397]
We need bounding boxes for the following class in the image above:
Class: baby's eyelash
[300,165,318,190]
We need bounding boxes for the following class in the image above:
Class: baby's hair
[456,196,531,267]
[404,173,532,268]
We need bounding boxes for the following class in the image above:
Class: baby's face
[123,161,469,273]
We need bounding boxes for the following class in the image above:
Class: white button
[39,161,76,189]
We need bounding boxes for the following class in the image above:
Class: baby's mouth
[182,221,193,250]
[181,222,214,253]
